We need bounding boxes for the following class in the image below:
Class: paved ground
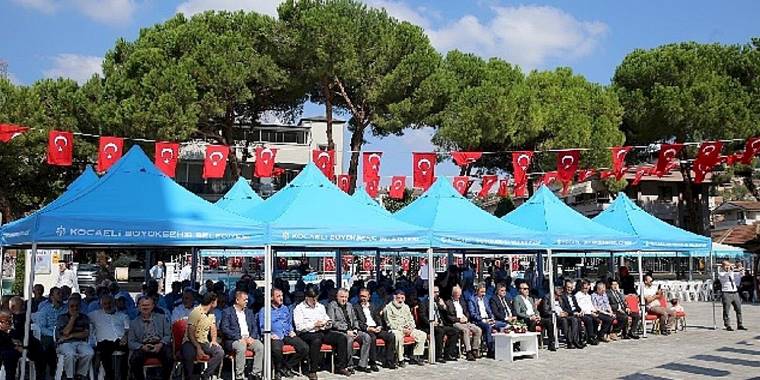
[317,302,760,380]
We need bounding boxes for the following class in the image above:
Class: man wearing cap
[293,286,350,379]
[383,289,427,366]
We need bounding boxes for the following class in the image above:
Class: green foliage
[382,189,417,213]
[493,197,516,218]
[12,254,24,295]
[604,178,628,194]
[720,184,750,201]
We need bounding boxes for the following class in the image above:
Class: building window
[254,129,306,144]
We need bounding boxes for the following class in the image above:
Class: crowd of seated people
[0,265,686,380]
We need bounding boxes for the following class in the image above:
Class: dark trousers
[557,316,581,346]
[541,317,555,348]
[40,334,58,378]
[367,330,397,365]
[427,326,458,359]
[181,341,223,380]
[95,340,127,379]
[597,314,614,337]
[298,331,348,373]
[129,344,174,380]
[722,291,743,328]
[579,315,597,343]
[272,336,308,373]
[0,348,21,380]
[613,310,640,336]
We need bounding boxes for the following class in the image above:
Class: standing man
[718,260,747,331]
[260,288,308,380]
[221,291,264,380]
[445,286,481,361]
[55,262,79,293]
[293,286,350,379]
[88,294,129,380]
[418,286,459,363]
[327,288,372,373]
[149,261,165,293]
[182,292,224,380]
[56,294,94,380]
[128,296,173,380]
[383,290,427,367]
[354,288,396,369]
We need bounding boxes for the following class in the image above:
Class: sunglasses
[520,287,529,290]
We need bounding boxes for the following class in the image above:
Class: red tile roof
[712,223,760,245]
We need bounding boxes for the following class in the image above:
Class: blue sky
[2,0,759,182]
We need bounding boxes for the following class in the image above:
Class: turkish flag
[497,179,509,198]
[739,137,760,165]
[336,174,351,193]
[478,175,498,198]
[0,123,29,143]
[542,171,558,186]
[452,176,470,195]
[577,169,595,182]
[203,145,229,179]
[312,149,335,179]
[654,143,684,176]
[632,166,653,186]
[610,146,632,180]
[693,141,723,183]
[272,166,285,177]
[154,141,179,177]
[47,130,73,166]
[342,255,353,271]
[599,170,613,180]
[451,151,482,167]
[366,177,379,198]
[401,258,410,272]
[96,136,124,173]
[362,152,382,183]
[389,176,406,199]
[254,146,277,177]
[362,258,373,272]
[323,258,336,272]
[512,151,533,197]
[413,152,436,190]
[556,150,581,183]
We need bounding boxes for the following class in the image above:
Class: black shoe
[629,334,640,340]
[661,330,671,335]
[589,340,599,345]
[548,346,557,352]
[726,326,734,331]
[435,357,446,363]
[466,351,475,361]
[275,372,283,380]
[355,367,372,373]
[738,325,747,331]
[336,368,352,377]
[370,364,379,372]
[249,374,262,380]
[445,355,458,362]
[410,356,425,366]
[386,362,397,369]
[397,361,406,368]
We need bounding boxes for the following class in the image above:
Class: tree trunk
[323,79,335,151]
[347,123,368,193]
[0,192,15,224]
[679,165,706,235]
[223,110,240,179]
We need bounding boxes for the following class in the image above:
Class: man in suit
[607,279,640,340]
[327,288,373,373]
[468,284,506,358]
[560,279,596,346]
[512,282,541,331]
[128,296,174,380]
[418,286,459,363]
[221,290,265,380]
[445,286,481,361]
[489,284,516,325]
[354,288,396,370]
[550,286,582,349]
[559,280,593,348]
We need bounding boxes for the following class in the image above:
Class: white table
[493,332,539,362]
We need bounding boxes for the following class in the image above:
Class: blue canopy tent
[502,185,640,345]
[215,176,264,214]
[1,146,269,379]
[244,163,430,379]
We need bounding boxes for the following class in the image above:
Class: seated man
[0,310,22,380]
[544,286,581,350]
[590,282,615,342]
[294,287,350,379]
[445,286,482,361]
[327,288,373,373]
[181,292,224,380]
[260,288,308,380]
[88,293,128,380]
[354,288,396,370]
[607,280,640,339]
[575,280,604,344]
[383,290,427,367]
[468,284,506,358]
[56,293,94,380]
[489,284,516,326]
[9,296,45,380]
[37,287,66,378]
[171,289,196,322]
[128,296,173,380]
[558,281,586,348]
[221,290,264,380]
[418,286,459,363]
[512,282,542,332]
[642,275,673,335]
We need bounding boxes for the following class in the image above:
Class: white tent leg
[710,246,716,330]
[426,248,435,364]
[264,245,273,380]
[20,243,37,380]
[547,249,558,349]
[637,251,646,338]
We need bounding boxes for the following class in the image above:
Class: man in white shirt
[220,291,264,380]
[179,263,192,282]
[642,275,673,335]
[444,286,481,361]
[718,260,746,331]
[293,286,350,379]
[55,262,79,292]
[574,280,606,343]
[88,293,128,379]
[171,289,196,322]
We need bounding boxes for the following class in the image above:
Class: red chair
[227,350,255,380]
[658,297,686,331]
[320,344,335,373]
[172,319,218,379]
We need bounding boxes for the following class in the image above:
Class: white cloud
[428,5,608,69]
[70,0,137,25]
[176,0,283,18]
[43,54,103,84]
[6,72,21,85]
[10,0,58,14]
